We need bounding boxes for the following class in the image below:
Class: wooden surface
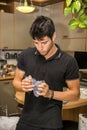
[62,98,87,122]
[15,91,87,108]
[1,76,87,122]
[63,98,87,109]
[62,104,87,122]
[15,91,87,122]
[15,91,25,105]
[0,75,14,81]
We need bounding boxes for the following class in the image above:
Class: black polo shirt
[17,45,79,128]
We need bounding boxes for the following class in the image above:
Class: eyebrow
[33,40,49,44]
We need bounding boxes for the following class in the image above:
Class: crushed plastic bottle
[25,76,45,97]
[33,79,45,97]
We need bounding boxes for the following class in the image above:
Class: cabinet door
[51,2,87,52]
[14,12,33,49]
[85,39,87,52]
[0,13,14,49]
[0,80,18,115]
[60,38,86,52]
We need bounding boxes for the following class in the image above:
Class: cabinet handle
[62,35,68,38]
[3,81,10,84]
[3,47,8,49]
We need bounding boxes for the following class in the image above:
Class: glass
[0,104,8,116]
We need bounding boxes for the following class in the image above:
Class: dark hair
[29,15,55,40]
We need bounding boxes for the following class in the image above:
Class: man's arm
[13,68,34,92]
[38,78,80,102]
[12,68,25,91]
[53,79,80,101]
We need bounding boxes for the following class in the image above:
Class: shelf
[0,0,14,13]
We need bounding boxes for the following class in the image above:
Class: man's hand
[37,82,51,98]
[21,75,34,92]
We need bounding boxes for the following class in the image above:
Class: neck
[45,44,58,59]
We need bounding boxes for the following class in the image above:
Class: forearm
[12,79,23,92]
[52,89,80,102]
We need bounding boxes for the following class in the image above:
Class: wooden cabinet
[85,38,87,52]
[61,38,86,52]
[60,29,87,52]
[62,104,87,122]
[0,10,33,49]
[0,13,14,49]
[0,79,18,115]
[0,1,87,50]
[53,2,87,52]
[14,12,33,49]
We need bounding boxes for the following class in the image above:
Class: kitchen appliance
[74,52,87,69]
[5,52,18,59]
[0,59,7,76]
[3,50,22,59]
[0,59,7,69]
[74,52,87,82]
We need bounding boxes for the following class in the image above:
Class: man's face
[33,36,53,57]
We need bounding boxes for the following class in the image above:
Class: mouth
[39,51,45,55]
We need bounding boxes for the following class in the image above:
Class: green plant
[64,0,87,29]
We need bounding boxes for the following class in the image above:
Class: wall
[0,2,86,51]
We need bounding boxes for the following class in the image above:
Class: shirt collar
[34,44,62,60]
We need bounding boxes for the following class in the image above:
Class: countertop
[63,98,87,109]
[1,75,87,110]
[15,91,87,110]
[0,75,14,81]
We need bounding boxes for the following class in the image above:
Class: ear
[52,32,56,42]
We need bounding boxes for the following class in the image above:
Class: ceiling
[0,0,64,7]
[0,0,14,13]
[0,0,64,13]
[32,0,64,6]
[16,0,64,7]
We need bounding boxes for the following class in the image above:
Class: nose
[38,43,43,50]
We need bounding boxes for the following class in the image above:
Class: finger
[29,75,32,80]
[22,85,34,92]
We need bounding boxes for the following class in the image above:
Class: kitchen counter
[63,98,87,109]
[1,76,87,108]
[0,75,14,81]
[1,76,87,122]
[15,91,87,108]
[62,86,87,121]
[62,99,87,122]
[15,91,87,122]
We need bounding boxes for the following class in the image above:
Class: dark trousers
[15,122,61,130]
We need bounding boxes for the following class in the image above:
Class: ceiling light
[16,0,35,13]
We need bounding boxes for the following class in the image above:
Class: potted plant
[64,0,87,29]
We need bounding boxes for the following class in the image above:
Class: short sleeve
[65,57,79,80]
[17,52,25,71]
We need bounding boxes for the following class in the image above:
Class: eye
[41,41,48,45]
[33,41,38,45]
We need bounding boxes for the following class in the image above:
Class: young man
[13,16,80,130]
